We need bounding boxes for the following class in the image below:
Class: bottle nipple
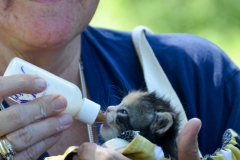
[76,98,106,125]
[95,110,105,123]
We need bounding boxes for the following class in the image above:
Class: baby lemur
[100,91,180,159]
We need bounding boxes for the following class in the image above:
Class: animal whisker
[99,90,180,160]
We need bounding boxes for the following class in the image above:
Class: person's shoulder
[82,26,132,41]
[147,32,225,57]
[147,32,239,83]
[83,26,239,73]
[149,33,237,65]
[83,26,229,59]
[83,26,224,55]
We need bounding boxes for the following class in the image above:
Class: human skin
[0,74,74,159]
[72,118,202,160]
[0,0,100,157]
[0,0,202,159]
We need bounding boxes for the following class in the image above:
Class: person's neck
[0,36,81,86]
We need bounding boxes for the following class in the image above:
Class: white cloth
[131,26,187,131]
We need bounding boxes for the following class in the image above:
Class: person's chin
[0,0,98,49]
[18,19,81,48]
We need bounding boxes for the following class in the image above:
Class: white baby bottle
[3,57,105,125]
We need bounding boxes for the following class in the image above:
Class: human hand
[72,143,131,160]
[72,118,201,160]
[0,74,73,160]
[178,118,202,160]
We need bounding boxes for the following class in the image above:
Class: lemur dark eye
[118,109,128,115]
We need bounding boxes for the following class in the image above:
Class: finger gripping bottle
[4,57,105,125]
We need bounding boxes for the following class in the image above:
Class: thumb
[178,118,202,160]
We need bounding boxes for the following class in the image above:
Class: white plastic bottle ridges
[3,57,101,125]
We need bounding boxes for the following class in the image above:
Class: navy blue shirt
[81,26,240,156]
[3,26,240,158]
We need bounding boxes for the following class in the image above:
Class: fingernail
[35,78,47,89]
[194,118,202,134]
[197,122,202,134]
[58,114,72,125]
[51,96,66,113]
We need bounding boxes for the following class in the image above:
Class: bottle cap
[76,98,100,125]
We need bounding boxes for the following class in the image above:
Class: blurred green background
[90,0,240,66]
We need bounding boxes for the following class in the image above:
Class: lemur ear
[152,112,174,135]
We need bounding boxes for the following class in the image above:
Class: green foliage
[90,0,240,66]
